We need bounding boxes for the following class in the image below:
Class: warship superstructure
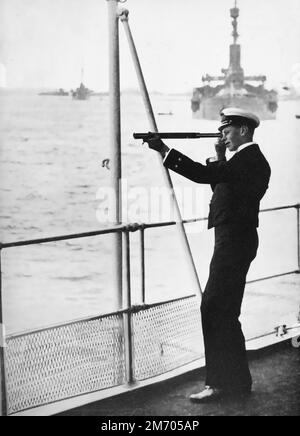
[71,82,93,100]
[191,1,278,120]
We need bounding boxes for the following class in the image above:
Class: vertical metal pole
[123,231,134,384]
[140,227,146,304]
[0,248,7,416]
[297,205,300,272]
[107,0,123,310]
[120,10,202,298]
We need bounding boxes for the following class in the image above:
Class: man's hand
[215,138,226,160]
[146,135,170,157]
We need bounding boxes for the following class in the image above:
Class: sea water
[1,89,300,334]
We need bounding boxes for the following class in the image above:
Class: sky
[0,0,300,92]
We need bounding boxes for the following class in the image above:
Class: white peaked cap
[218,107,260,131]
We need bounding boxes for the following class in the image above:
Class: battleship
[71,68,94,100]
[191,1,278,120]
[71,82,93,100]
[71,83,106,100]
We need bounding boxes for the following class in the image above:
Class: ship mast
[229,2,243,74]
[231,0,239,45]
[222,0,244,89]
[201,1,266,86]
[193,0,278,119]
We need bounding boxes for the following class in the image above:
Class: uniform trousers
[201,224,259,391]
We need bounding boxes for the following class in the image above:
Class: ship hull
[193,95,277,120]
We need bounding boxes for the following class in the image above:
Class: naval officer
[146,108,271,402]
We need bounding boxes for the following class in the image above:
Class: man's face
[221,126,243,152]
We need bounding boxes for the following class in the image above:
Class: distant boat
[90,91,109,98]
[38,88,69,96]
[158,111,173,116]
[191,1,278,120]
[296,115,300,119]
[71,82,93,100]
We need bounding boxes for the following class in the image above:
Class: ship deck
[59,341,299,417]
[57,273,300,417]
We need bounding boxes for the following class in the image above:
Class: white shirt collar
[236,142,256,153]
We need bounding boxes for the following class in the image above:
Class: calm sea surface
[1,90,300,333]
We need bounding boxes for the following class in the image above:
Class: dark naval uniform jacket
[164,143,271,230]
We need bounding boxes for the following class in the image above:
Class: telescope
[133,132,221,142]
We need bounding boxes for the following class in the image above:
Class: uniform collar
[235,142,257,154]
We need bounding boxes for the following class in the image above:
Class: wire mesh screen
[4,297,204,415]
[132,296,203,380]
[5,314,125,415]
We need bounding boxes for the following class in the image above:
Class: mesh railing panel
[5,314,125,415]
[4,297,204,415]
[133,296,203,380]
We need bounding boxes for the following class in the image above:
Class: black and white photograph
[0,0,299,419]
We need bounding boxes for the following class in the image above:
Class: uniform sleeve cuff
[163,148,173,164]
[206,156,226,165]
[207,157,218,163]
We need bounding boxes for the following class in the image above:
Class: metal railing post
[0,247,7,416]
[107,0,123,310]
[119,9,203,299]
[123,230,134,384]
[297,204,300,272]
[140,226,146,304]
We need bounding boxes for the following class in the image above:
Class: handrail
[259,204,300,213]
[0,225,125,249]
[247,270,299,284]
[5,294,196,341]
[1,203,299,250]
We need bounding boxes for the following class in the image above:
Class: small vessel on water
[71,68,94,100]
[71,82,93,100]
[191,1,278,120]
[158,111,173,116]
[38,88,69,96]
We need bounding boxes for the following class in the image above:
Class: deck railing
[0,203,299,416]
